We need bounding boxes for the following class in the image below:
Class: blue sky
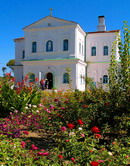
[0,0,130,76]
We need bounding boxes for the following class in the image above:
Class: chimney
[97,16,106,31]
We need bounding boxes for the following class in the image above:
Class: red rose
[58,154,63,159]
[35,77,39,82]
[67,123,75,129]
[94,134,101,139]
[91,126,100,133]
[21,141,26,148]
[77,119,84,125]
[37,152,49,156]
[23,131,29,135]
[24,75,29,81]
[71,157,75,163]
[90,161,100,166]
[82,104,88,108]
[31,144,38,150]
[65,139,70,142]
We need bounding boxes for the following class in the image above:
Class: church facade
[13,15,120,90]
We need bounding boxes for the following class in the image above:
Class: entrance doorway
[46,72,53,89]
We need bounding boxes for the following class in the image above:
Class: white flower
[25,106,28,109]
[28,104,31,107]
[108,152,113,156]
[32,105,37,108]
[69,132,75,136]
[36,110,39,113]
[78,127,82,130]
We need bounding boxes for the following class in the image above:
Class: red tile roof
[14,37,25,42]
[87,30,120,34]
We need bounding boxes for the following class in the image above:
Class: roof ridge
[23,15,77,29]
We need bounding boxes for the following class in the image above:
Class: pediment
[23,16,77,30]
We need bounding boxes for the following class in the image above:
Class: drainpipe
[85,33,88,90]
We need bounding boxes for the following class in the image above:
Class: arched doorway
[46,72,53,89]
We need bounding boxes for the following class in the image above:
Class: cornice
[23,25,76,32]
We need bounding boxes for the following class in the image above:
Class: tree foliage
[6,59,15,66]
[108,21,130,113]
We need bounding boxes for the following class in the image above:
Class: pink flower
[60,107,65,110]
[61,126,67,131]
[42,152,49,156]
[31,144,38,150]
[81,133,85,137]
[97,160,104,163]
[65,139,70,142]
[23,131,29,135]
[67,124,75,129]
[71,157,75,163]
[91,126,100,133]
[37,152,49,156]
[50,104,55,110]
[90,161,100,166]
[21,141,26,148]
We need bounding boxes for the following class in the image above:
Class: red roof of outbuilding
[87,30,120,34]
[14,37,25,42]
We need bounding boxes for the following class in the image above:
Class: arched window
[46,40,53,52]
[32,42,37,53]
[29,73,35,82]
[103,75,108,84]
[63,73,69,83]
[63,39,68,51]
[91,46,96,56]
[104,46,108,55]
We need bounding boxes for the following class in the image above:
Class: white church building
[13,14,120,90]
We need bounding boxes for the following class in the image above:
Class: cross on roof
[49,8,53,16]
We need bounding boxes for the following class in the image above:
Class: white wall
[13,66,23,82]
[15,39,25,65]
[86,32,119,62]
[76,62,86,91]
[22,59,79,90]
[24,26,76,61]
[87,62,110,88]
[75,26,86,61]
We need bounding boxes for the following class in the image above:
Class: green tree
[108,21,130,114]
[6,59,15,66]
[2,67,7,77]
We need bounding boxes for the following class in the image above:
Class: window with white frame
[63,73,69,83]
[103,75,108,84]
[46,40,53,52]
[32,42,37,53]
[91,46,96,56]
[63,39,69,51]
[103,46,108,55]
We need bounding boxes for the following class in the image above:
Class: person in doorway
[45,79,49,89]
[40,79,45,90]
